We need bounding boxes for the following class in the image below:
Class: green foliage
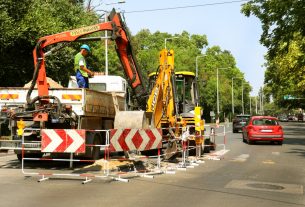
[0,0,97,86]
[131,30,248,121]
[241,0,305,110]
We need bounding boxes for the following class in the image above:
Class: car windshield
[252,118,278,126]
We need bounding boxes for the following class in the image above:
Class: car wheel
[248,138,254,145]
[278,141,283,145]
[242,135,246,143]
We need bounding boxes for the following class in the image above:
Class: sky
[93,0,267,96]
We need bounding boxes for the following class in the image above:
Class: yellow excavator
[115,48,206,158]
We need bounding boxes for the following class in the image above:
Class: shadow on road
[0,157,89,170]
[286,148,305,158]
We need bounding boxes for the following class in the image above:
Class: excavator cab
[175,71,199,116]
[148,71,199,117]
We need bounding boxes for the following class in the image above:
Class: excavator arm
[28,9,147,109]
[146,49,178,128]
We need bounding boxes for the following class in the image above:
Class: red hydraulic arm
[28,9,147,109]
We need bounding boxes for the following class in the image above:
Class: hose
[26,40,44,106]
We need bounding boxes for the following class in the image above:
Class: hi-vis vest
[74,52,88,77]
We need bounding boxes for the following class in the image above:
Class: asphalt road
[0,121,304,207]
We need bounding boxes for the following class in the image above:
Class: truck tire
[17,154,22,161]
[17,153,43,162]
[91,133,101,160]
[188,140,197,156]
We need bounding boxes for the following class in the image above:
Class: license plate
[261,129,272,132]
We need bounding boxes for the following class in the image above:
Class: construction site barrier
[21,128,133,183]
[203,124,230,160]
[21,128,164,183]
[19,123,230,183]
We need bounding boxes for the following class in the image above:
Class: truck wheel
[17,154,22,161]
[188,140,197,156]
[91,134,101,160]
[16,153,43,162]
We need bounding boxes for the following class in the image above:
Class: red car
[242,116,284,145]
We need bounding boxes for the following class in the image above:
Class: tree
[241,0,305,60]
[0,0,98,87]
[241,0,305,109]
[130,30,249,121]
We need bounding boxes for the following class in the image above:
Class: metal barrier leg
[82,177,93,184]
[69,153,73,168]
[112,174,129,183]
[38,175,49,182]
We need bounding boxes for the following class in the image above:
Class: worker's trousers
[76,70,89,88]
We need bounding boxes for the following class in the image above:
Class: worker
[74,44,94,88]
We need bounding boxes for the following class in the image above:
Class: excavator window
[176,76,193,103]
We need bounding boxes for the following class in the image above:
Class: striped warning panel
[0,94,19,100]
[62,94,82,101]
[109,128,162,152]
[41,129,85,153]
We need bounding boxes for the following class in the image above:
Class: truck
[0,74,127,160]
[0,9,147,160]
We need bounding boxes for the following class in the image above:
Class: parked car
[232,114,251,133]
[242,116,284,145]
[297,113,305,122]
[288,115,297,121]
[278,115,288,122]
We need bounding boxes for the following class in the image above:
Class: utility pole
[255,96,258,114]
[104,12,108,75]
[242,82,244,114]
[249,96,252,115]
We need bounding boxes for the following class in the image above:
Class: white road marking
[204,149,230,160]
[230,154,250,162]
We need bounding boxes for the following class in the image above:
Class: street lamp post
[250,95,252,115]
[216,67,230,118]
[104,12,109,75]
[255,96,258,114]
[241,82,244,114]
[164,37,179,50]
[96,1,126,75]
[231,77,241,116]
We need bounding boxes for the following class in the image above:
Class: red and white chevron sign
[109,128,162,152]
[41,129,85,153]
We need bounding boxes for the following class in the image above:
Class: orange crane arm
[28,9,147,109]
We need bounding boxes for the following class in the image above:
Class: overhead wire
[124,0,250,14]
